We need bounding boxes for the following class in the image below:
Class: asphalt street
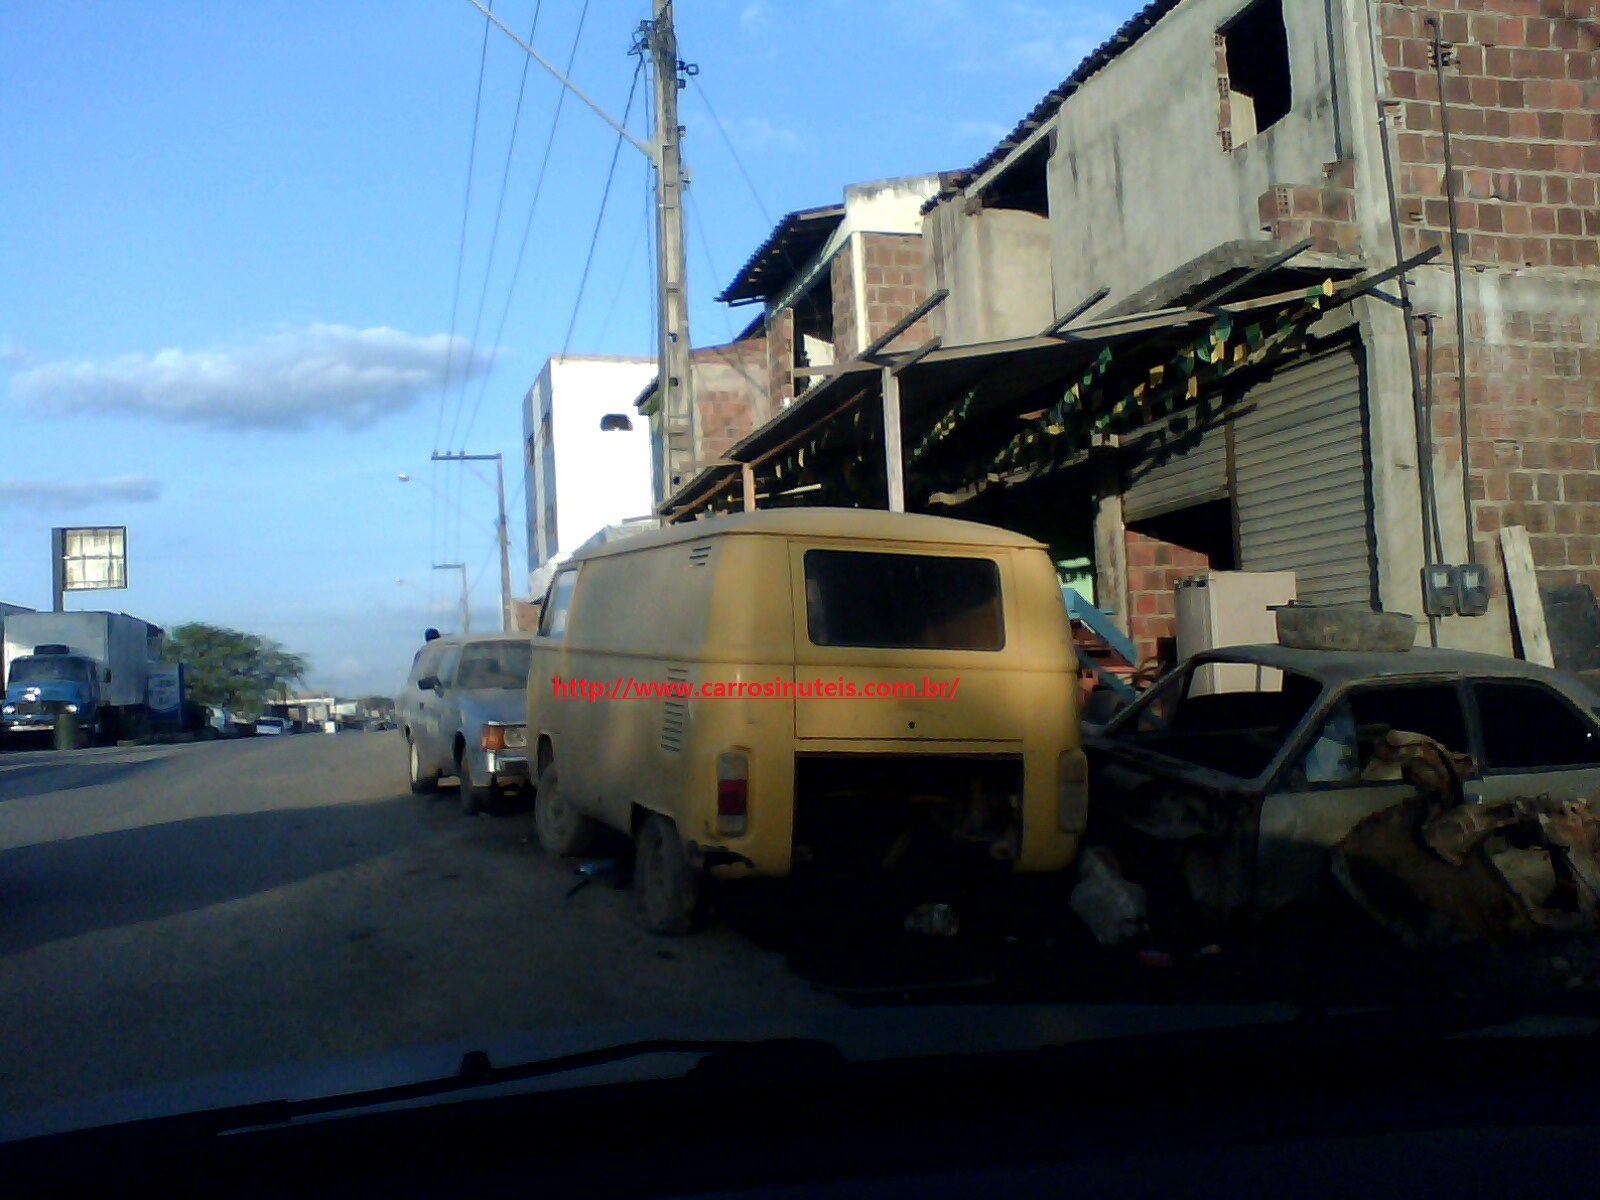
[0,732,834,1118]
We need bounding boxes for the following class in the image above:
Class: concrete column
[1091,452,1129,635]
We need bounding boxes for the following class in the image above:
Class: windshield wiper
[191,1037,848,1136]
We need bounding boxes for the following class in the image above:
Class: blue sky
[0,0,1131,695]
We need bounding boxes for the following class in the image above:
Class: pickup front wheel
[408,738,438,795]
[535,764,595,856]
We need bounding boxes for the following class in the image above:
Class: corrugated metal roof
[924,0,1186,213]
[716,203,846,305]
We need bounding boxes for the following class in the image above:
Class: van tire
[408,737,438,795]
[634,814,699,936]
[535,764,594,856]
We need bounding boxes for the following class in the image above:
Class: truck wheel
[634,814,699,936]
[535,763,594,856]
[408,738,438,795]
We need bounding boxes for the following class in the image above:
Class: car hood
[455,688,528,725]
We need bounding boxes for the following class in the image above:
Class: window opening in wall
[1221,0,1291,147]
[1128,499,1238,570]
[599,413,633,432]
[978,139,1050,218]
[790,274,835,377]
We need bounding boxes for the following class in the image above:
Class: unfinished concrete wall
[1046,0,1344,308]
[926,203,1055,346]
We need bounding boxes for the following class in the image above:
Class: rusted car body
[1083,645,1600,923]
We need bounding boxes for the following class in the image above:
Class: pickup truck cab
[0,646,110,746]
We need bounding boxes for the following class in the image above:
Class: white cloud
[8,324,494,431]
[0,475,162,510]
[0,336,30,366]
[738,0,771,34]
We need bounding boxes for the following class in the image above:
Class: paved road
[0,733,834,1117]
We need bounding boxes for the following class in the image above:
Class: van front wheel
[535,764,594,856]
[634,814,699,936]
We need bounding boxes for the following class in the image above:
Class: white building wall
[523,356,656,594]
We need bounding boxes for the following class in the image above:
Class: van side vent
[688,543,712,567]
[660,666,690,752]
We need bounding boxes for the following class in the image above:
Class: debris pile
[1332,731,1600,945]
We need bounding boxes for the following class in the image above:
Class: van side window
[539,570,578,640]
[803,550,1005,651]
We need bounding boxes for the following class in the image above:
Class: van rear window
[803,550,1004,651]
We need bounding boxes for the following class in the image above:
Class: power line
[591,178,648,347]
[452,1,546,449]
[560,59,643,361]
[689,73,772,227]
[453,0,594,455]
[434,0,496,456]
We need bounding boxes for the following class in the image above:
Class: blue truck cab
[1,644,109,741]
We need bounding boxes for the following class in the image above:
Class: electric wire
[453,0,594,455]
[559,59,644,361]
[688,74,772,227]
[434,0,496,455]
[451,1,546,449]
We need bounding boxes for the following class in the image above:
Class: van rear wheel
[535,764,594,856]
[634,814,699,936]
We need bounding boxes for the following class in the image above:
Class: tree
[164,623,309,714]
[358,694,396,717]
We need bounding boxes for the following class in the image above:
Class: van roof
[570,507,1046,562]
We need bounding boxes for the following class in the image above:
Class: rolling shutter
[1233,346,1374,606]
[1121,416,1229,522]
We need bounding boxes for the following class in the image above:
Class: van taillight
[717,752,749,837]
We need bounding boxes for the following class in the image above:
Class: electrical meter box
[1421,564,1459,617]
[1455,563,1491,616]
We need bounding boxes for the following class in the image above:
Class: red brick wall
[830,240,858,365]
[1125,529,1211,665]
[692,336,769,462]
[763,306,796,409]
[1378,1,1600,594]
[856,232,934,355]
[1257,158,1360,255]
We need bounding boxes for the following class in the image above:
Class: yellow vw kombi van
[526,507,1086,933]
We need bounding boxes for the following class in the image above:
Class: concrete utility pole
[642,1,698,503]
[469,0,698,507]
[432,561,471,633]
[432,451,513,632]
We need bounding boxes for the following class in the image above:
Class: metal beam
[1041,285,1110,336]
[882,367,905,512]
[859,289,949,360]
[1189,237,1315,312]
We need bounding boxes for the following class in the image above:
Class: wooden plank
[882,366,905,513]
[741,463,756,511]
[1500,525,1554,667]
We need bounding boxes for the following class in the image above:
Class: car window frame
[1468,677,1600,774]
[1274,677,1476,793]
[433,643,463,690]
[538,568,578,640]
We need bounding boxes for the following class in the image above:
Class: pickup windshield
[8,657,94,685]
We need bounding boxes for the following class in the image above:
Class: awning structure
[661,246,1438,523]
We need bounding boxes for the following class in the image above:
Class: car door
[1468,679,1600,802]
[1256,680,1475,910]
[423,642,463,771]
[404,644,438,757]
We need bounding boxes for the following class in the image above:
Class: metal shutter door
[1234,346,1374,606]
[1121,417,1229,522]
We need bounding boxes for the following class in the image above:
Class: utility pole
[469,0,698,508]
[432,451,513,632]
[640,2,698,505]
[432,562,471,634]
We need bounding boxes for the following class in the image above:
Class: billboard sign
[52,526,127,609]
